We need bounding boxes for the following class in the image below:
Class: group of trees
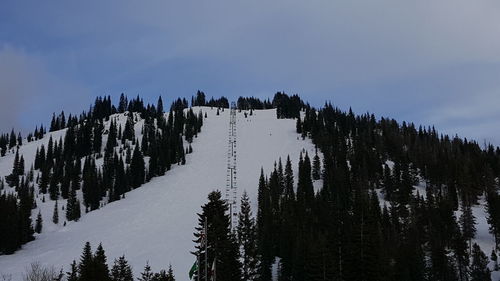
[0,179,34,254]
[0,129,23,156]
[0,94,204,255]
[65,242,175,281]
[188,98,500,280]
[191,190,261,281]
[236,97,273,110]
[191,90,230,109]
[252,101,500,281]
[253,151,496,280]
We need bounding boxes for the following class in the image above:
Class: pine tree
[138,262,154,281]
[94,243,111,281]
[192,191,241,281]
[6,149,20,187]
[460,203,476,254]
[470,243,492,281]
[237,191,258,280]
[130,145,145,188]
[157,96,164,115]
[79,242,95,281]
[165,264,175,281]
[49,175,60,200]
[52,200,59,224]
[67,260,79,281]
[66,185,81,221]
[297,152,314,212]
[9,129,16,148]
[123,116,135,142]
[312,148,321,180]
[256,169,272,280]
[111,255,134,281]
[35,210,43,233]
[491,249,498,271]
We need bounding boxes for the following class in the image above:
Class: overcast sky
[1,0,500,144]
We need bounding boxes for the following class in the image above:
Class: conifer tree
[67,260,79,281]
[470,243,492,281]
[94,243,111,281]
[256,169,272,280]
[39,165,51,194]
[35,210,43,233]
[491,249,498,271]
[157,96,164,117]
[111,255,133,281]
[297,152,314,212]
[79,242,95,281]
[312,148,321,180]
[192,191,241,281]
[237,191,258,280]
[123,116,135,142]
[165,265,175,281]
[138,262,154,281]
[49,175,59,200]
[53,200,59,224]
[130,145,145,189]
[66,185,81,221]
[6,149,21,187]
[9,129,16,148]
[460,203,477,254]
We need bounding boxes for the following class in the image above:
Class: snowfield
[0,107,317,280]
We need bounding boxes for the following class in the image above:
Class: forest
[1,92,499,281]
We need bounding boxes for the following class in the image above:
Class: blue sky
[1,0,500,144]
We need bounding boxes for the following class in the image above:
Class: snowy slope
[0,107,317,280]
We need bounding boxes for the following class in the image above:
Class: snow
[3,106,497,280]
[0,107,317,280]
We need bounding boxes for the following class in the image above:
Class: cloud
[1,0,500,143]
[0,45,90,134]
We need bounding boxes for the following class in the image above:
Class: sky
[1,0,500,144]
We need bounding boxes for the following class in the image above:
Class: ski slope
[0,107,317,280]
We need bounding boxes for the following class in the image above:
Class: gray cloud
[0,46,90,134]
[1,0,500,143]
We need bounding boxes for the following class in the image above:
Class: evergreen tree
[312,148,321,180]
[66,185,81,221]
[165,265,175,281]
[111,255,134,281]
[157,96,164,116]
[256,169,272,280]
[138,262,154,281]
[460,202,477,254]
[6,149,20,187]
[35,210,43,233]
[122,116,135,142]
[297,152,314,212]
[79,242,95,281]
[470,243,492,281]
[94,243,111,281]
[237,191,258,280]
[52,200,59,224]
[49,175,60,200]
[130,145,145,188]
[192,191,241,281]
[67,260,79,281]
[491,249,498,271]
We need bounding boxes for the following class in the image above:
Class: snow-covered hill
[0,107,317,280]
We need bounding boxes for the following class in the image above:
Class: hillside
[1,93,500,281]
[0,107,317,280]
